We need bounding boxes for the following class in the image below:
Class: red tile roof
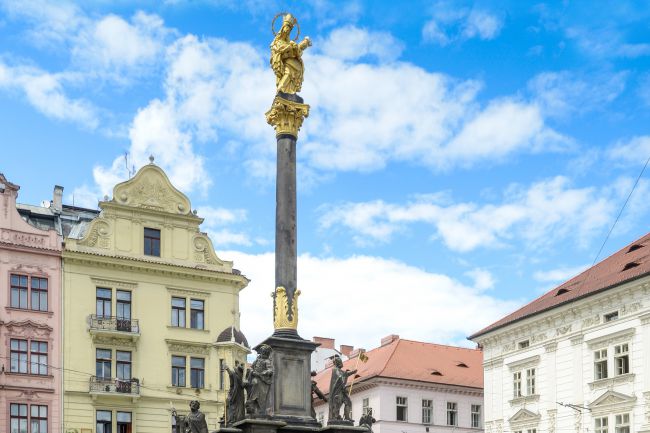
[470,232,650,340]
[313,338,483,395]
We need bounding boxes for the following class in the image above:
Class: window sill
[167,326,209,333]
[589,373,635,390]
[4,371,53,379]
[509,394,540,406]
[5,307,54,317]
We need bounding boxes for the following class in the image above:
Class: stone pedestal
[234,419,287,433]
[257,336,320,426]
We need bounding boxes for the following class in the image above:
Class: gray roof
[16,203,99,237]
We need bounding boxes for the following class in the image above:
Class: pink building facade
[0,174,62,433]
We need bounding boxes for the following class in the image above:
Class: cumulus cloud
[227,251,520,349]
[0,62,98,128]
[319,25,404,62]
[319,176,619,252]
[533,265,588,283]
[422,4,503,46]
[607,136,650,166]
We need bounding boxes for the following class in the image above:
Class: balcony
[89,376,140,402]
[88,315,140,344]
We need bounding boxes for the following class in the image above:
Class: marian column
[265,13,311,339]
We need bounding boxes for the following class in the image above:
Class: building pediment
[4,320,53,338]
[508,408,540,426]
[111,163,193,216]
[589,390,636,413]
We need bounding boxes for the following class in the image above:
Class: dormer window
[144,228,161,256]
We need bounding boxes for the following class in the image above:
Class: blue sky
[2,0,650,349]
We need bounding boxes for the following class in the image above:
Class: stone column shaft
[275,135,297,307]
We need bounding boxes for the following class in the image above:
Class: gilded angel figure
[270,13,312,94]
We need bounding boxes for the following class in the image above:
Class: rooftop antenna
[124,152,136,178]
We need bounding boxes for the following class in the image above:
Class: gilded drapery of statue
[270,14,312,94]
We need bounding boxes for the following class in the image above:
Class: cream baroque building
[470,233,650,433]
[62,162,250,433]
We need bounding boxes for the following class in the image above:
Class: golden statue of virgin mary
[270,13,312,94]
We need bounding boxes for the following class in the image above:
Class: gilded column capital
[265,96,310,138]
[273,286,301,330]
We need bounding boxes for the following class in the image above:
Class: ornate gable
[4,320,53,339]
[589,390,636,414]
[509,408,540,427]
[111,162,192,215]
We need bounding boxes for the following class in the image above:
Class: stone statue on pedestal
[172,400,209,433]
[245,344,273,417]
[224,360,246,425]
[359,408,376,433]
[328,355,357,424]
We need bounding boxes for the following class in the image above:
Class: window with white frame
[421,399,432,424]
[446,402,457,426]
[614,344,629,375]
[594,349,608,380]
[513,371,522,397]
[471,404,481,428]
[526,368,536,395]
[595,417,608,433]
[396,396,407,422]
[615,413,630,433]
[362,398,370,416]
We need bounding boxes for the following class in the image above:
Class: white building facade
[314,336,484,433]
[470,237,650,433]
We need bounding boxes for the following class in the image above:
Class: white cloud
[208,229,253,247]
[528,71,627,118]
[422,5,503,46]
[319,25,404,62]
[466,268,495,291]
[320,176,618,252]
[607,136,650,166]
[198,206,247,226]
[0,62,98,128]
[533,265,588,283]
[226,251,519,349]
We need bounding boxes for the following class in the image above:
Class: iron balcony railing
[89,315,140,333]
[89,376,140,395]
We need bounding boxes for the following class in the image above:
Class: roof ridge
[379,338,402,376]
[399,339,480,351]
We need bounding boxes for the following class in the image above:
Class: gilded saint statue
[271,13,312,95]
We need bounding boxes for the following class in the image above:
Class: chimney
[52,185,64,213]
[313,336,335,350]
[381,334,399,346]
[349,348,366,359]
[339,345,353,357]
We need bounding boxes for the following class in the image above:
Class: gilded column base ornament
[265,96,310,138]
[273,286,300,330]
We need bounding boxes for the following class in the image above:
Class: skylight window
[627,244,643,253]
[430,369,443,376]
[455,361,468,368]
[555,288,570,296]
[622,262,640,271]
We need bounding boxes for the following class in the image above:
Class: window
[190,357,205,388]
[615,344,629,375]
[116,290,131,319]
[595,349,608,380]
[11,274,28,309]
[219,359,225,390]
[363,398,370,416]
[97,410,112,433]
[116,351,132,380]
[421,399,432,424]
[190,299,204,329]
[518,340,530,349]
[11,339,28,373]
[615,413,630,433]
[31,277,48,311]
[171,297,186,327]
[96,349,112,380]
[471,404,481,428]
[96,288,112,318]
[30,341,48,375]
[595,417,608,433]
[11,403,28,433]
[604,311,619,322]
[513,371,522,397]
[396,396,408,422]
[31,405,47,433]
[117,411,132,433]
[526,368,536,395]
[172,356,186,387]
[144,227,161,256]
[446,402,457,426]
